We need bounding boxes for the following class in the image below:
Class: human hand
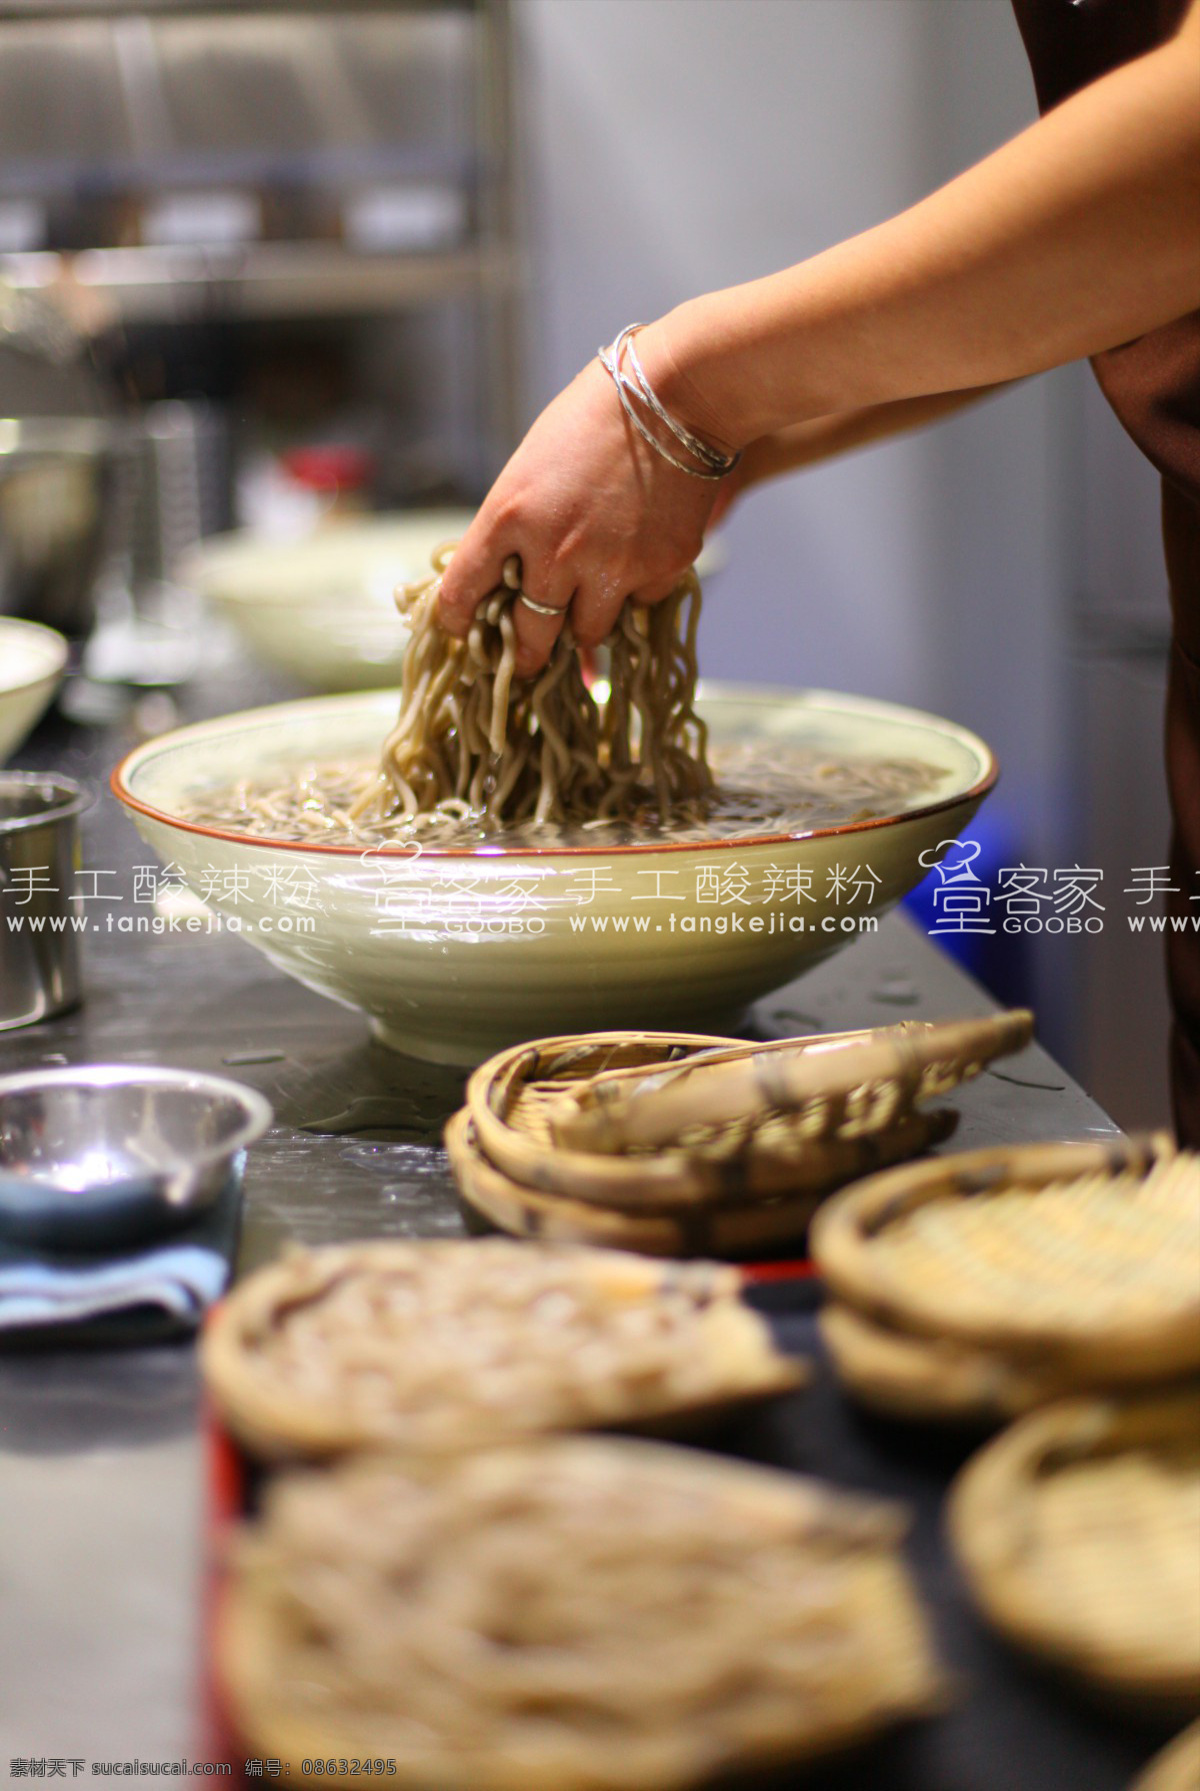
[436,332,735,676]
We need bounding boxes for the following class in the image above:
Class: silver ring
[517,592,567,617]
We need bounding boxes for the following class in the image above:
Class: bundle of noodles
[349,544,714,831]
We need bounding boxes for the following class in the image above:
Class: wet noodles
[349,544,713,831]
[184,544,948,848]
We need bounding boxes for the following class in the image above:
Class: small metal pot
[0,772,89,1030]
[0,417,124,638]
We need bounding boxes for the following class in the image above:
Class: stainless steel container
[0,1064,273,1247]
[130,401,231,593]
[0,418,124,638]
[0,771,88,1029]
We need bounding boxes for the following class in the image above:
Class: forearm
[645,6,1200,447]
[733,386,1003,490]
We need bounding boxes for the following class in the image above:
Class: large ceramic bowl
[182,511,475,691]
[113,686,996,1065]
[0,617,68,762]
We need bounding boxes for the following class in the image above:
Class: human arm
[440,0,1200,668]
[708,387,1004,524]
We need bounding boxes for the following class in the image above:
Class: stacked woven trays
[445,1010,1035,1258]
[949,1391,1200,1715]
[811,1134,1200,1424]
[206,1238,949,1784]
[810,1135,1200,1716]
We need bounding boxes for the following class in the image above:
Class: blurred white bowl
[182,510,475,691]
[113,685,996,1065]
[186,514,728,694]
[0,617,68,762]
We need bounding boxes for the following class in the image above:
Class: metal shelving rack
[0,0,521,480]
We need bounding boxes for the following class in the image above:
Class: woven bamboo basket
[818,1301,1093,1427]
[219,1437,947,1789]
[1130,1721,1200,1791]
[447,1106,953,1258]
[948,1391,1200,1712]
[544,1010,1033,1156]
[202,1238,807,1462]
[462,1012,1032,1213]
[810,1134,1199,1384]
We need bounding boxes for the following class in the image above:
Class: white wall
[511,0,1175,1110]
[513,0,1075,865]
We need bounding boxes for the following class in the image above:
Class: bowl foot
[368,1004,755,1067]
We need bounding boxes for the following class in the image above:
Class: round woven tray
[202,1237,806,1461]
[1130,1721,1200,1791]
[446,1106,951,1258]
[219,1437,946,1790]
[948,1391,1200,1711]
[819,1301,1090,1427]
[810,1135,1199,1383]
[464,1016,1028,1210]
[546,1011,1033,1156]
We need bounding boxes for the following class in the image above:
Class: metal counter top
[0,668,1143,1783]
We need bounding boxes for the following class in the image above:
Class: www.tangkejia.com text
[574,912,877,935]
[375,912,883,938]
[1,910,876,940]
[2,912,316,937]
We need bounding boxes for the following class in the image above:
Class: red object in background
[741,1258,815,1284]
[202,1392,250,1782]
[280,444,374,496]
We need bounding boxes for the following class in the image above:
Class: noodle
[204,1241,799,1455]
[183,545,949,847]
[226,1439,943,1784]
[346,544,713,834]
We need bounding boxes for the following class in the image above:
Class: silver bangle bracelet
[623,328,734,472]
[597,325,740,482]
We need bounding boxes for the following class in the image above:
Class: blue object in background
[902,804,1035,1011]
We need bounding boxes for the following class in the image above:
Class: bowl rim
[0,1063,274,1164]
[0,616,69,699]
[110,682,999,861]
[0,770,90,833]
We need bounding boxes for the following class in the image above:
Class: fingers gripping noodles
[182,544,948,846]
[348,544,714,831]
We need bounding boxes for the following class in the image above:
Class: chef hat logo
[917,838,984,884]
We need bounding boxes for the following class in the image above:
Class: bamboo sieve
[948,1391,1200,1711]
[819,1300,1101,1428]
[810,1135,1199,1382]
[461,1013,1033,1214]
[545,1010,1034,1155]
[447,1105,954,1258]
[219,1437,947,1790]
[201,1237,807,1460]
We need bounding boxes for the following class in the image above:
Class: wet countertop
[1,662,1164,1787]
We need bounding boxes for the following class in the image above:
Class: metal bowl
[0,1065,273,1250]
